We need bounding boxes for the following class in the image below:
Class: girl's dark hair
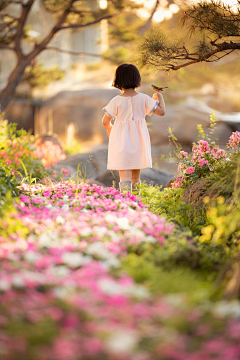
[112,64,141,90]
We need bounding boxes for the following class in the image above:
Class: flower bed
[171,113,240,189]
[0,182,240,360]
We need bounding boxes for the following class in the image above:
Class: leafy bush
[140,183,206,234]
[0,167,19,200]
[0,116,50,181]
[171,112,239,189]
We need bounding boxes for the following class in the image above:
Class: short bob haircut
[112,64,141,90]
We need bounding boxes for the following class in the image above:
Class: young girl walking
[102,63,165,193]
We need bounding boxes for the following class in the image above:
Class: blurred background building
[0,0,108,94]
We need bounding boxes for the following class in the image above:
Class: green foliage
[22,63,65,90]
[105,46,130,64]
[0,167,19,202]
[63,139,82,156]
[140,183,206,234]
[136,27,179,71]
[122,253,214,299]
[0,193,29,240]
[0,115,50,182]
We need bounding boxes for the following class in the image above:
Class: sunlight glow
[132,0,238,22]
[153,10,165,22]
[137,8,151,19]
[169,4,180,14]
[99,0,108,9]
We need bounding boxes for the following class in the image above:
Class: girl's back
[101,63,165,192]
[103,92,159,170]
[103,93,159,123]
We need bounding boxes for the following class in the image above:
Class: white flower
[24,251,41,263]
[93,226,108,237]
[81,209,89,214]
[103,257,121,269]
[86,242,112,259]
[213,300,240,318]
[38,232,58,247]
[143,235,156,243]
[98,279,123,295]
[62,252,91,268]
[116,217,130,230]
[22,271,45,283]
[50,265,70,277]
[80,227,92,237]
[108,231,120,241]
[53,287,68,299]
[105,214,117,223]
[56,215,65,224]
[124,284,149,299]
[12,275,25,288]
[0,279,11,291]
[62,204,69,211]
[62,195,69,202]
[106,330,139,354]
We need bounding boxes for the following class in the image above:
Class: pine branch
[164,42,240,70]
[58,13,117,30]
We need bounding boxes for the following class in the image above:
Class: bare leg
[131,169,141,185]
[119,170,132,182]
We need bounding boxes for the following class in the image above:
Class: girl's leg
[131,169,141,185]
[119,170,132,193]
[119,170,132,182]
[132,169,141,195]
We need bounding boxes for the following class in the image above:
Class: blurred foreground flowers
[0,182,240,360]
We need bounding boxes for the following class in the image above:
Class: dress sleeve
[145,95,159,117]
[102,97,117,119]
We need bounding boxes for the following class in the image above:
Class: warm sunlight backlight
[99,0,108,9]
[169,4,180,14]
[137,8,151,19]
[153,10,165,22]
[133,0,238,22]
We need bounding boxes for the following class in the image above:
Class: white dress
[103,93,159,170]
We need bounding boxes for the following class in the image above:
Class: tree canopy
[137,0,240,71]
[0,0,140,111]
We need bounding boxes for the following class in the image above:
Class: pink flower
[172,176,183,188]
[178,151,188,160]
[185,166,195,174]
[61,168,69,176]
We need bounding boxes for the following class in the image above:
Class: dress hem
[107,166,152,170]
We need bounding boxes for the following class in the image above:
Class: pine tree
[137,0,240,71]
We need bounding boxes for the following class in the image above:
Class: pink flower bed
[172,131,240,189]
[0,182,240,360]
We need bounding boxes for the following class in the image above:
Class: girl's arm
[152,93,166,116]
[102,114,113,138]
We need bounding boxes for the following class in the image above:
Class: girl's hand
[152,92,163,101]
[107,125,112,138]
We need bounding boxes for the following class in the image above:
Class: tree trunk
[0,57,31,112]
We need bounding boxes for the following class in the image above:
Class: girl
[102,63,165,193]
